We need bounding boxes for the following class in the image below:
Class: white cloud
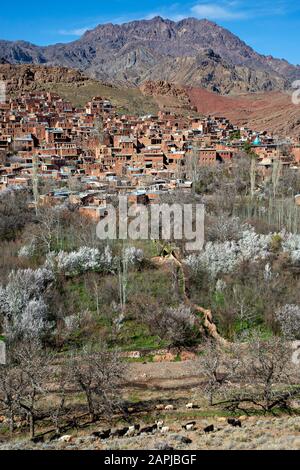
[58,26,93,37]
[191,3,246,20]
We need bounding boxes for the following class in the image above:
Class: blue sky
[1,0,299,64]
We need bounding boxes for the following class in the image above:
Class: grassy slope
[43,81,159,115]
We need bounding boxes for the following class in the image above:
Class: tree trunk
[9,409,15,436]
[86,392,96,422]
[29,412,35,439]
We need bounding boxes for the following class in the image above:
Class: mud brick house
[86,97,113,115]
[198,148,234,165]
[13,134,38,152]
[292,146,300,163]
[166,150,185,173]
[45,128,68,145]
[128,191,149,205]
[40,143,79,159]
[142,147,166,170]
[0,135,12,153]
[78,205,108,221]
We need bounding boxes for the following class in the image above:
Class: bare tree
[231,153,251,196]
[15,340,53,439]
[196,340,240,405]
[118,250,129,314]
[0,353,23,435]
[250,154,256,199]
[140,303,198,349]
[32,154,39,215]
[204,336,297,413]
[272,158,282,199]
[0,188,32,241]
[28,207,63,254]
[245,335,294,411]
[49,362,69,436]
[185,144,199,183]
[68,345,126,422]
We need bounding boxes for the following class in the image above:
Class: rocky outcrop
[0,64,88,94]
[140,80,192,109]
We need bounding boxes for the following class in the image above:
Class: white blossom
[276,304,300,340]
[64,314,80,332]
[185,228,273,278]
[46,245,115,276]
[18,240,37,259]
[56,247,100,275]
[282,232,300,263]
[215,279,227,293]
[123,247,144,266]
[4,299,50,340]
[0,268,53,341]
[264,263,273,282]
[18,244,32,259]
[45,245,143,277]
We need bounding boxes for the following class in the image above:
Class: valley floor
[1,360,300,451]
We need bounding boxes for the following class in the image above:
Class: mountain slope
[0,17,299,94]
[187,86,300,137]
[0,40,46,64]
[139,78,300,137]
[142,49,287,94]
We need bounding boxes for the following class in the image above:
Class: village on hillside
[2,88,300,452]
[1,91,300,211]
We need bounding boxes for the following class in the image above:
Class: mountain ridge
[0,16,299,94]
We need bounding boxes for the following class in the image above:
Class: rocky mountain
[0,40,46,64]
[0,17,299,94]
[141,49,287,94]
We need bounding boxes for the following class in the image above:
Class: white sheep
[164,404,174,410]
[125,426,136,437]
[186,403,194,409]
[160,426,170,434]
[186,424,194,431]
[58,435,72,443]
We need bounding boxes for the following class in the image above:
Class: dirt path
[127,360,200,389]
